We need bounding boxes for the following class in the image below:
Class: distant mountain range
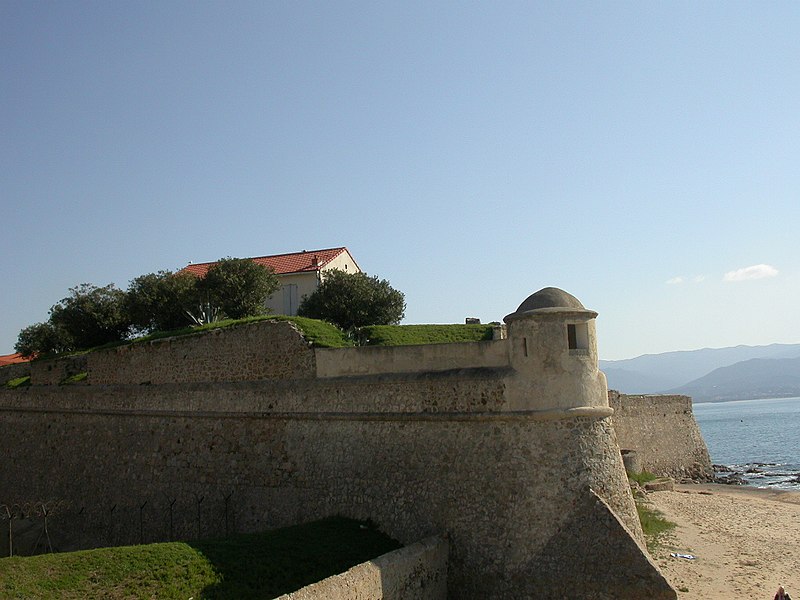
[600,343,800,402]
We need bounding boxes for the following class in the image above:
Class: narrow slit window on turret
[567,324,578,349]
[567,323,589,351]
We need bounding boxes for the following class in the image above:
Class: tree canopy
[14,257,283,357]
[197,257,280,320]
[125,270,199,334]
[15,321,73,357]
[48,283,130,350]
[297,270,405,330]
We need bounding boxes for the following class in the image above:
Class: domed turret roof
[504,287,596,323]
[515,287,585,312]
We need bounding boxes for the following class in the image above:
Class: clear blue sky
[2,2,799,360]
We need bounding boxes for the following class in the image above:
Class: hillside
[667,356,800,402]
[601,343,800,397]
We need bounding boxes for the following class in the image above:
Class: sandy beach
[646,483,800,599]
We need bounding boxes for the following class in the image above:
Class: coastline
[646,483,800,599]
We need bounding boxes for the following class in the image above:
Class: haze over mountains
[600,344,800,402]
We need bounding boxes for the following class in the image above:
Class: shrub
[298,270,405,331]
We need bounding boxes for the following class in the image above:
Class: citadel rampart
[0,288,678,599]
[609,391,713,481]
[0,359,30,385]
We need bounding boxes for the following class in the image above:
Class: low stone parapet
[276,535,448,600]
[315,340,508,378]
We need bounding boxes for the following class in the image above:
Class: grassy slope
[361,324,495,346]
[0,517,401,600]
[5,320,498,386]
[126,315,355,349]
[131,320,495,349]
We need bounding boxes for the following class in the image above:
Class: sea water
[693,396,800,490]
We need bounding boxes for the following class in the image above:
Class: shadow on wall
[188,517,401,599]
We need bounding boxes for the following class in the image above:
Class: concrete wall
[276,535,448,600]
[0,298,677,599]
[609,391,713,481]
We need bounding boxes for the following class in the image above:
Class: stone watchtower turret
[503,286,608,411]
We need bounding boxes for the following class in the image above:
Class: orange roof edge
[180,247,359,277]
[0,352,31,366]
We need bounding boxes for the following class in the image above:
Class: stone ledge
[645,478,675,492]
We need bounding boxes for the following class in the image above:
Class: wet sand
[646,483,800,599]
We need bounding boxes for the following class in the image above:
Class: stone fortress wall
[0,288,700,599]
[610,391,713,481]
[0,360,30,384]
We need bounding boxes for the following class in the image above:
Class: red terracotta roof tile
[180,247,357,277]
[0,353,30,366]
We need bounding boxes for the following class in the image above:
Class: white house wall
[321,249,360,277]
[266,250,362,316]
[266,272,320,315]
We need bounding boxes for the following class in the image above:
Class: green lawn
[0,517,401,600]
[125,315,355,349]
[11,318,499,375]
[361,323,496,346]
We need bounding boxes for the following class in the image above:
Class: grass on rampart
[14,318,500,367]
[126,315,355,349]
[0,517,401,600]
[4,376,31,389]
[360,324,495,346]
[61,372,88,385]
[129,320,496,349]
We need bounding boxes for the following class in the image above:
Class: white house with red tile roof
[181,247,361,316]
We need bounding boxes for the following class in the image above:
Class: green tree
[297,270,405,330]
[14,321,73,357]
[49,283,130,349]
[125,270,199,334]
[198,257,280,319]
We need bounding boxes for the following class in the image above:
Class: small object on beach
[670,552,696,560]
[775,584,791,600]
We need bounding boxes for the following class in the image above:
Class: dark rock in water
[713,464,733,473]
[715,473,745,485]
[745,467,762,474]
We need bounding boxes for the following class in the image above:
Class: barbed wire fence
[0,490,242,557]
